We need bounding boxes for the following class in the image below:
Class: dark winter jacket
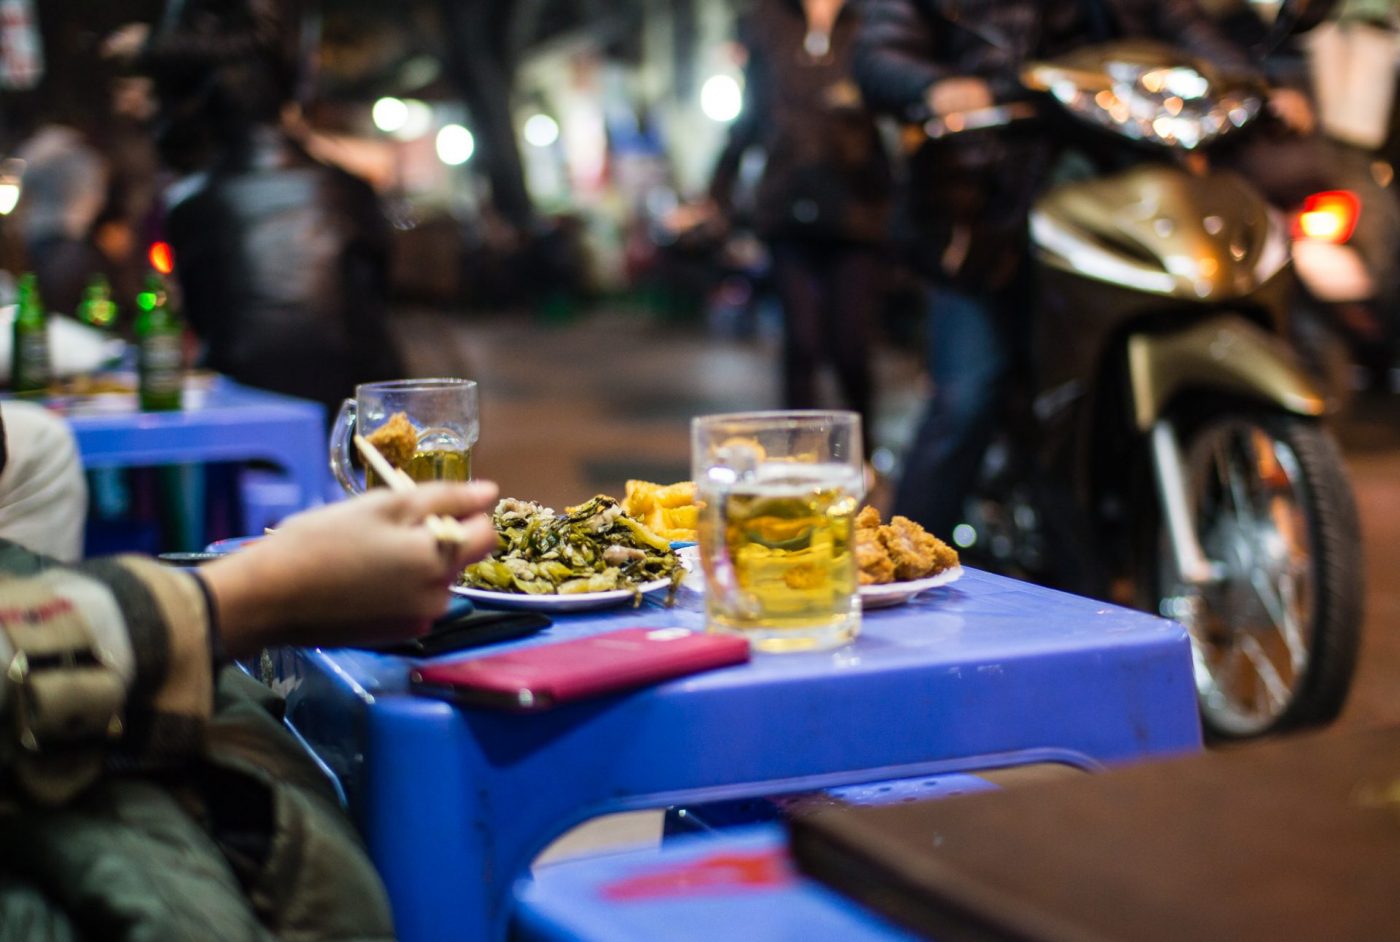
[0,540,395,940]
[710,0,894,244]
[166,127,406,421]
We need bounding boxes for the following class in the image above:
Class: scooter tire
[1155,411,1362,741]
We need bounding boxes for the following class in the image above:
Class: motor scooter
[930,34,1362,740]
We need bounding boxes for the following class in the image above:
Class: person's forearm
[200,549,289,660]
[709,116,760,211]
[1154,0,1260,79]
[196,485,498,657]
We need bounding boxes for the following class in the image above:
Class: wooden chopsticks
[353,434,474,547]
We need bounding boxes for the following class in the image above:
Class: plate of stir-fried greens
[454,496,684,611]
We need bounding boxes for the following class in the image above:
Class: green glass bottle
[11,272,52,396]
[77,274,119,329]
[135,273,184,411]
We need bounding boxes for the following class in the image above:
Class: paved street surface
[394,305,1400,734]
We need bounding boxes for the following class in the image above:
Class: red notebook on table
[789,725,1400,942]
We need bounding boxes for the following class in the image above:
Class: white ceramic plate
[452,577,674,612]
[676,547,959,609]
[858,566,964,609]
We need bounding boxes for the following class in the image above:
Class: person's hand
[926,77,994,117]
[1268,87,1316,136]
[663,200,722,237]
[102,23,150,61]
[203,481,500,656]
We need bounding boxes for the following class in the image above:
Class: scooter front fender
[1126,315,1326,432]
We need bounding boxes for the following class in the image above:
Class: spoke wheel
[1156,413,1362,740]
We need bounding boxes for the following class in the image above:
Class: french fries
[623,479,699,542]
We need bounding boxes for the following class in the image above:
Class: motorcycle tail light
[1294,191,1360,244]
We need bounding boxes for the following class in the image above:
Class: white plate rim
[451,576,674,611]
[858,566,964,608]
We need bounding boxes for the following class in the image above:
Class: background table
[58,376,326,541]
[271,569,1202,942]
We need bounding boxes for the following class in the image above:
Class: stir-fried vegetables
[460,496,682,600]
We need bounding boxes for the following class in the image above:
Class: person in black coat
[163,127,406,420]
[709,0,894,454]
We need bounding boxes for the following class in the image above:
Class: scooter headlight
[1048,62,1263,150]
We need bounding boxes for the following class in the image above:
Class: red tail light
[148,241,175,275]
[1294,190,1360,244]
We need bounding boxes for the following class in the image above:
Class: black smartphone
[156,552,224,567]
[371,608,553,657]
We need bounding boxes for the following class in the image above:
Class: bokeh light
[700,74,743,123]
[523,113,560,148]
[436,124,476,165]
[148,241,175,275]
[372,97,408,133]
[397,100,434,141]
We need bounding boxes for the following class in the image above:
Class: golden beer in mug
[693,412,863,652]
[363,446,472,489]
[330,378,479,495]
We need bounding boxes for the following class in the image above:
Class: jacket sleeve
[708,19,768,212]
[852,0,948,121]
[0,547,216,805]
[1142,0,1261,79]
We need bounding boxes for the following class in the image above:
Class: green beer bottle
[77,274,119,329]
[11,273,52,396]
[135,272,184,411]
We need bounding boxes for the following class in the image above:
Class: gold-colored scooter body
[1030,164,1325,430]
[1032,165,1287,305]
[1127,317,1326,431]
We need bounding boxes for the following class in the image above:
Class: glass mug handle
[329,398,365,496]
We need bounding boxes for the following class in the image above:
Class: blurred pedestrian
[12,122,109,316]
[107,1,407,419]
[708,0,894,455]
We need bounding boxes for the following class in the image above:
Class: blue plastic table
[59,376,327,521]
[271,568,1201,942]
[518,824,919,942]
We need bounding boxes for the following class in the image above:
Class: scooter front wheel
[1154,411,1362,740]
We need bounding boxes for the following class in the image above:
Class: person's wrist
[200,551,287,659]
[188,569,228,671]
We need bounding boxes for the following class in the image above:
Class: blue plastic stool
[517,824,921,942]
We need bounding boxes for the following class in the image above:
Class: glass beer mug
[330,378,479,495]
[691,411,864,653]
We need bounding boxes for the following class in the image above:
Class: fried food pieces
[854,505,959,585]
[623,479,699,542]
[365,412,418,470]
